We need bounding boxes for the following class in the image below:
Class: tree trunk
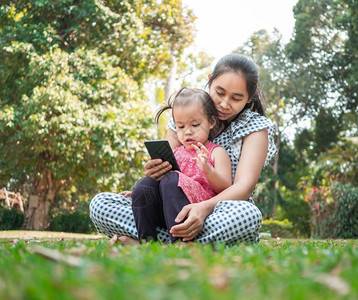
[270,93,282,219]
[23,169,62,230]
[164,49,178,100]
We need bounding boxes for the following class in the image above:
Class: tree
[137,0,196,99]
[0,0,196,230]
[287,0,358,224]
[0,47,153,230]
[287,0,358,119]
[154,50,214,138]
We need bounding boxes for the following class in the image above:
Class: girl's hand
[169,201,214,241]
[144,158,172,181]
[192,142,211,174]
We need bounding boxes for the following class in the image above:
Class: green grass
[0,238,357,300]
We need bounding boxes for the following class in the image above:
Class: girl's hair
[207,53,267,116]
[155,87,219,140]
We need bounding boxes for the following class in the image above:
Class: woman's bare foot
[118,236,139,245]
[109,234,139,245]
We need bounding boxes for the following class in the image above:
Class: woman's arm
[170,128,268,241]
[199,128,268,205]
[220,127,268,199]
[166,128,181,149]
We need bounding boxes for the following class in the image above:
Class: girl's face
[174,101,215,150]
[209,72,251,122]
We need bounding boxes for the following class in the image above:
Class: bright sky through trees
[183,0,299,62]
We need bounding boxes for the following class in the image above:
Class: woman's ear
[250,89,258,102]
[247,89,258,108]
[209,118,216,130]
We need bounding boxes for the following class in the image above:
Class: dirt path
[0,230,106,240]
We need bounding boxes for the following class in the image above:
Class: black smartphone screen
[144,140,180,171]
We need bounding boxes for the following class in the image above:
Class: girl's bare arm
[193,144,232,193]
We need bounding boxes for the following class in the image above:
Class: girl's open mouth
[185,139,196,144]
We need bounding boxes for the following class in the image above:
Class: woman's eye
[216,90,224,96]
[193,124,200,127]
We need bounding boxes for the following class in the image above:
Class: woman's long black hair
[207,53,267,116]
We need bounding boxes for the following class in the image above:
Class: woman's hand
[144,158,172,181]
[119,191,132,197]
[169,201,214,241]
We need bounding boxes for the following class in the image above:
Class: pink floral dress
[173,142,220,204]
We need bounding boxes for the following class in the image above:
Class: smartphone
[144,140,180,171]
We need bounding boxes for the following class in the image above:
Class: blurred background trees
[252,0,358,238]
[0,0,197,230]
[0,0,357,237]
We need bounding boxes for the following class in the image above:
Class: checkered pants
[89,192,262,245]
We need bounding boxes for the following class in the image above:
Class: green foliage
[261,218,295,238]
[48,186,95,234]
[0,206,24,230]
[304,179,358,238]
[331,183,358,238]
[0,239,357,299]
[279,193,312,238]
[50,211,95,234]
[313,108,342,154]
[0,0,195,84]
[287,0,358,116]
[256,139,311,237]
[293,108,343,160]
[317,139,358,186]
[0,0,197,200]
[239,24,357,237]
[0,47,154,192]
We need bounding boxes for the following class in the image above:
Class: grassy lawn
[0,235,357,300]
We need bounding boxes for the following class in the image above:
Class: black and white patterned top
[168,109,278,203]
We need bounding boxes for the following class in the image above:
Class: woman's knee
[213,200,262,227]
[89,192,107,214]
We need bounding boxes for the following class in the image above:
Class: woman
[90,53,277,245]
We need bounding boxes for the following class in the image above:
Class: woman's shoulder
[230,109,273,139]
[233,109,273,127]
[236,110,278,167]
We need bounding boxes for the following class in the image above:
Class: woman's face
[209,72,251,122]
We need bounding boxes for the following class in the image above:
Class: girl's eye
[177,126,184,129]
